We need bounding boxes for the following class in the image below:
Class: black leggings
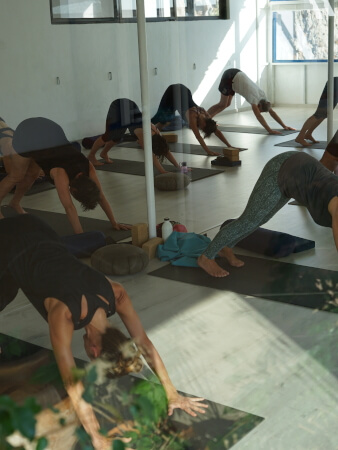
[313,78,338,119]
[151,84,197,124]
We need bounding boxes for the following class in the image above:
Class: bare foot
[8,203,27,214]
[88,154,105,166]
[218,247,245,267]
[295,137,311,147]
[197,254,229,277]
[304,134,319,144]
[100,151,113,164]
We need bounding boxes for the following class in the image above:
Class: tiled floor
[1,106,338,449]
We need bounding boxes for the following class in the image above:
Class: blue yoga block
[61,231,107,258]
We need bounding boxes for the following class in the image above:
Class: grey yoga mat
[275,139,327,149]
[1,206,131,241]
[149,255,338,314]
[95,158,224,181]
[117,140,247,155]
[217,125,298,135]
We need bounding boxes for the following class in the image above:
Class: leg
[208,94,233,118]
[295,115,322,146]
[198,153,291,277]
[99,141,116,163]
[0,153,31,218]
[151,85,177,125]
[88,136,106,165]
[9,160,41,213]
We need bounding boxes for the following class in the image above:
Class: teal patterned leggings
[203,152,294,259]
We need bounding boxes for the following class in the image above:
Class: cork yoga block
[142,237,164,259]
[163,133,178,143]
[132,223,149,247]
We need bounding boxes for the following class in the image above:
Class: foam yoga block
[61,231,107,258]
[91,244,149,275]
[132,223,149,247]
[142,237,164,259]
[154,172,190,190]
[220,220,315,258]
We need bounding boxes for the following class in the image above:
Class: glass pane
[121,0,136,18]
[176,0,187,17]
[51,0,115,19]
[145,0,172,18]
[194,0,219,17]
[273,9,338,62]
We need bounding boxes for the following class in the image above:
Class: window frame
[49,0,229,24]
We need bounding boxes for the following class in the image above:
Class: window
[50,0,228,23]
[271,2,338,62]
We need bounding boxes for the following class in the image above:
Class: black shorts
[102,99,142,142]
[218,69,241,96]
[313,78,338,119]
[326,129,338,157]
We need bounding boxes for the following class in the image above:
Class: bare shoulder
[328,196,338,215]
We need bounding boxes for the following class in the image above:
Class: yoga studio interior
[1,1,338,449]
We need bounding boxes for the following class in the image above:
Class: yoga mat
[95,158,224,181]
[117,140,247,155]
[288,200,304,206]
[1,206,131,241]
[218,125,298,136]
[0,333,264,448]
[149,255,338,314]
[275,139,327,149]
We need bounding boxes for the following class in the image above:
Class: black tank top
[20,144,89,182]
[1,215,115,329]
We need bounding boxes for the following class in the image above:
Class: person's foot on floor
[100,151,113,164]
[197,254,229,277]
[8,202,27,214]
[218,247,244,267]
[87,153,105,166]
[304,134,319,144]
[295,137,311,147]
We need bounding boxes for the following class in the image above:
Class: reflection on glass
[273,9,338,62]
[51,0,115,19]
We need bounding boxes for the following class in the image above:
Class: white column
[327,0,335,142]
[136,0,157,238]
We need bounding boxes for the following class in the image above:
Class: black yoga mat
[149,255,338,314]
[275,139,327,149]
[117,140,247,155]
[1,206,131,241]
[218,125,298,136]
[95,158,224,181]
[0,333,263,449]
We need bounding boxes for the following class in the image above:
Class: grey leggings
[203,152,294,259]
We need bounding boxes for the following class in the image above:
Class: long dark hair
[100,327,143,379]
[202,118,217,138]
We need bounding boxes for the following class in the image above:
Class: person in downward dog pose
[152,83,233,156]
[88,98,181,174]
[0,214,208,449]
[198,150,338,277]
[207,69,295,135]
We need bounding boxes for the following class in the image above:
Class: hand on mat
[168,393,208,417]
[284,126,296,131]
[206,150,221,156]
[269,130,282,135]
[113,222,132,231]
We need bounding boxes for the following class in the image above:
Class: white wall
[0,0,264,140]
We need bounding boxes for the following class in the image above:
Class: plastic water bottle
[162,218,173,242]
[180,161,188,174]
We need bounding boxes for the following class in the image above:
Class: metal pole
[327,0,335,142]
[136,0,157,238]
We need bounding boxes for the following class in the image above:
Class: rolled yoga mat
[95,159,224,181]
[149,256,338,314]
[0,332,264,449]
[274,139,327,149]
[1,206,131,241]
[217,125,298,135]
[117,140,247,155]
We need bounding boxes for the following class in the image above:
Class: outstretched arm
[89,163,131,230]
[214,127,232,148]
[251,104,281,134]
[112,281,208,417]
[189,121,220,156]
[48,302,112,450]
[269,108,296,131]
[51,168,84,234]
